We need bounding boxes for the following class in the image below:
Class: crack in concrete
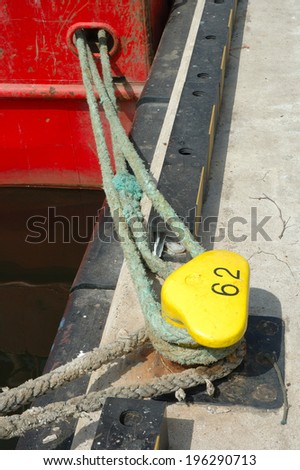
[250,193,292,239]
[248,249,294,278]
[260,170,270,182]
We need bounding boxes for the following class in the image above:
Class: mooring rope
[0,30,246,439]
[76,29,240,364]
[0,342,246,440]
[97,30,172,279]
[82,31,203,259]
[0,329,147,415]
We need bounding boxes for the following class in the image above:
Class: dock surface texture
[17,0,300,450]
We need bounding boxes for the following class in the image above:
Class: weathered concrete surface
[165,0,300,450]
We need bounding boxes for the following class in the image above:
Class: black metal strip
[91,397,168,450]
[144,0,238,239]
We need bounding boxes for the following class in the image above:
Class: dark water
[0,187,105,448]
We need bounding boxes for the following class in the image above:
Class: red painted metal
[0,0,171,188]
[0,83,144,100]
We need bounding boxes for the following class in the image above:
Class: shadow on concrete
[166,418,194,450]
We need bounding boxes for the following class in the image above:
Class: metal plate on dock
[156,315,285,409]
[91,398,168,450]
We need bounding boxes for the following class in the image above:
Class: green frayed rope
[76,30,237,365]
[113,172,142,220]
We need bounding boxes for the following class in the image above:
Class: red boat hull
[0,0,171,188]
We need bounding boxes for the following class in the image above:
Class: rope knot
[113,172,143,221]
[113,172,142,200]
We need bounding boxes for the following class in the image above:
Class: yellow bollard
[161,250,250,348]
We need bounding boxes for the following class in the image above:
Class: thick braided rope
[75,31,238,363]
[0,342,246,440]
[98,30,174,280]
[75,31,176,347]
[147,328,243,367]
[98,29,126,175]
[76,34,232,364]
[76,31,201,349]
[82,31,204,259]
[113,172,174,279]
[0,329,147,415]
